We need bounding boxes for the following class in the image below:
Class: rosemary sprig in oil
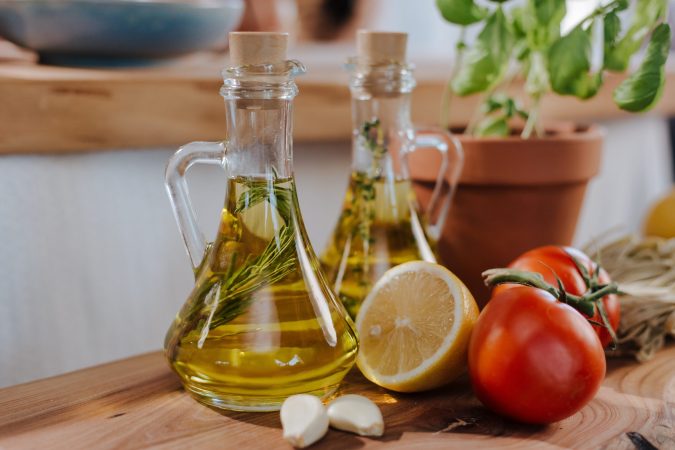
[234,178,293,223]
[207,223,296,329]
[183,178,297,335]
[346,119,387,287]
[351,119,387,227]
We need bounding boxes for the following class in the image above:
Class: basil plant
[436,0,672,138]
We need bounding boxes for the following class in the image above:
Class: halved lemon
[355,261,479,392]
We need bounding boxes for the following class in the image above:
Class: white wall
[575,117,673,246]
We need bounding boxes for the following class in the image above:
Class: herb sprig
[180,179,298,340]
[346,119,387,287]
[354,118,386,241]
[234,178,293,223]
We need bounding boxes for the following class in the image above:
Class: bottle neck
[223,99,293,179]
[348,62,416,179]
[220,61,304,180]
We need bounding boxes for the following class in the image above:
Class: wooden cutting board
[0,346,673,449]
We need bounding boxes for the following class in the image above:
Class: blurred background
[0,0,674,387]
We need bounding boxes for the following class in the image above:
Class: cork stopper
[356,30,407,64]
[229,32,288,66]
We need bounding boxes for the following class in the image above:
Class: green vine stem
[483,268,620,321]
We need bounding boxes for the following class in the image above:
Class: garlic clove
[280,394,329,448]
[327,394,384,437]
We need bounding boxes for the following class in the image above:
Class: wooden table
[1,347,673,449]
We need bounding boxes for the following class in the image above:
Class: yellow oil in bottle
[165,177,358,411]
[320,172,437,318]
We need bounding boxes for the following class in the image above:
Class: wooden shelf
[0,346,673,448]
[1,49,674,154]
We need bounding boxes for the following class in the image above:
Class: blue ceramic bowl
[0,0,244,64]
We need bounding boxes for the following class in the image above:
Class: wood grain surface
[0,346,673,449]
[1,56,674,154]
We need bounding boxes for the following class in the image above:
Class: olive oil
[320,173,437,318]
[165,177,358,411]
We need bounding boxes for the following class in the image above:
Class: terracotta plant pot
[409,125,603,306]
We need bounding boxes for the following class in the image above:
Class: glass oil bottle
[320,31,463,318]
[164,32,358,412]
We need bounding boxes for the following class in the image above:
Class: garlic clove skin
[280,394,329,448]
[327,394,384,437]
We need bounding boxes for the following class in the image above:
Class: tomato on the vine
[469,286,606,424]
[493,246,620,347]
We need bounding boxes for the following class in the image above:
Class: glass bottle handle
[165,141,227,270]
[409,129,464,241]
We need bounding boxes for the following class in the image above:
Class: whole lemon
[644,188,675,238]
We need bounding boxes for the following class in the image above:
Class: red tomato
[469,286,606,424]
[493,246,619,347]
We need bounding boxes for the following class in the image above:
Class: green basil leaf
[603,11,622,69]
[530,0,566,47]
[483,94,506,113]
[548,27,590,92]
[613,23,671,112]
[510,6,532,61]
[475,116,510,137]
[504,98,517,117]
[548,26,602,99]
[614,0,629,11]
[515,41,531,61]
[531,0,566,25]
[452,7,513,95]
[605,0,667,71]
[513,0,565,50]
[604,11,621,48]
[511,6,528,39]
[569,72,603,99]
[436,0,487,25]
